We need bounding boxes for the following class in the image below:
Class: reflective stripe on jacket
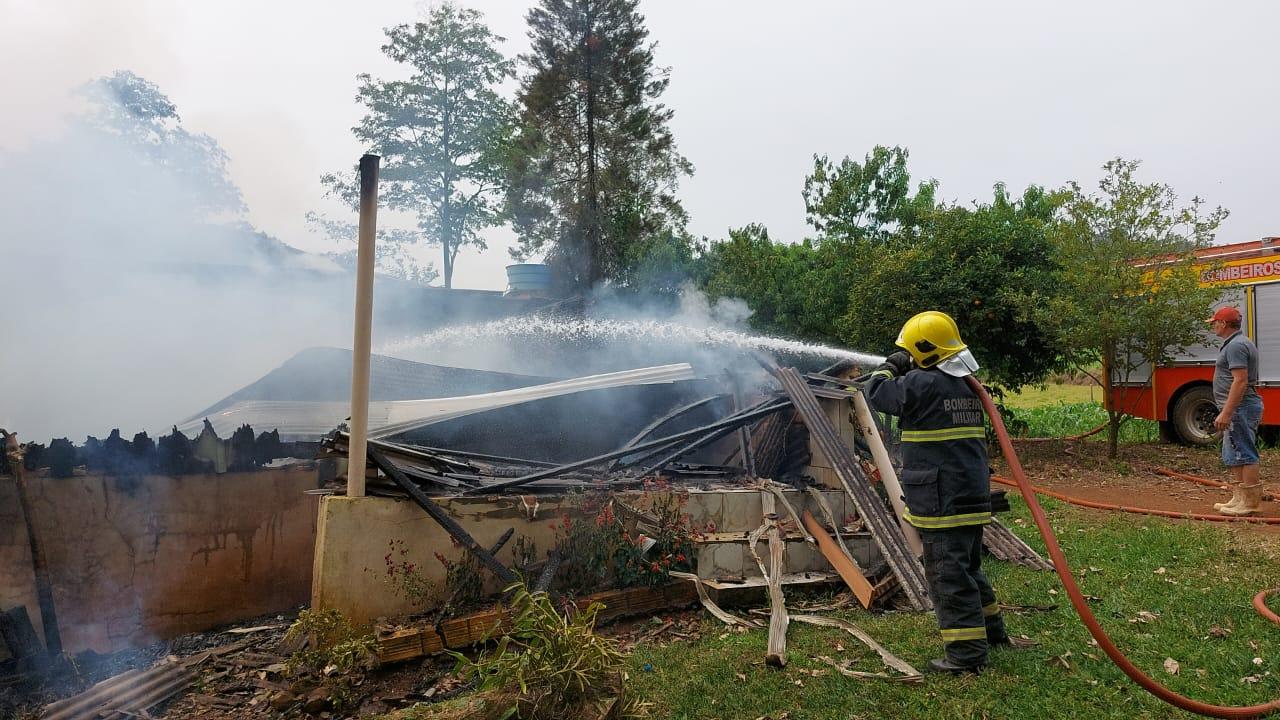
[865,368,992,529]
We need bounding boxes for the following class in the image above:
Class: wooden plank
[850,389,922,558]
[370,447,517,585]
[533,550,562,592]
[800,510,875,609]
[376,582,698,664]
[774,368,931,611]
[761,492,789,667]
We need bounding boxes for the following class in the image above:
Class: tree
[305,212,439,285]
[837,184,1073,391]
[1043,158,1228,457]
[702,147,936,347]
[802,145,936,243]
[326,3,514,288]
[506,0,692,291]
[80,71,244,219]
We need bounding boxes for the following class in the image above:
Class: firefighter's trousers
[920,524,1006,666]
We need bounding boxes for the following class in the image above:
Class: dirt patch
[994,440,1280,539]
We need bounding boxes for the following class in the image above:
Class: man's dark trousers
[921,524,1006,666]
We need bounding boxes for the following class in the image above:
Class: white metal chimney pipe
[347,154,380,498]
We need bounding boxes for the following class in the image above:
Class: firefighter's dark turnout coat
[865,366,1007,666]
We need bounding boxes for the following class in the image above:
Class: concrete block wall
[312,485,881,626]
[681,487,878,578]
[0,467,320,653]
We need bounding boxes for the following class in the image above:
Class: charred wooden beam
[465,399,791,496]
[728,375,756,476]
[615,396,786,473]
[2,430,61,657]
[400,446,560,469]
[329,432,473,472]
[748,409,791,478]
[368,447,516,585]
[533,550,562,593]
[0,606,46,671]
[435,528,515,632]
[773,369,931,611]
[632,424,741,478]
[609,394,730,470]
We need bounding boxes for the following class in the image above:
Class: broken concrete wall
[312,487,875,626]
[0,467,320,654]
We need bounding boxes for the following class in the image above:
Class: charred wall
[0,467,319,654]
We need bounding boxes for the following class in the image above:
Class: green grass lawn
[625,499,1280,720]
[1011,402,1160,443]
[1004,383,1100,409]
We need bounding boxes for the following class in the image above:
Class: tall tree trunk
[583,10,600,288]
[1107,410,1120,458]
[441,200,453,289]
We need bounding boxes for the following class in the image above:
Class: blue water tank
[505,263,553,297]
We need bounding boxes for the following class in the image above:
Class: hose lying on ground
[968,375,1280,719]
[1015,420,1108,443]
[1153,467,1279,503]
[1255,589,1280,627]
[988,474,1280,525]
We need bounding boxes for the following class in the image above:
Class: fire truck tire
[1169,386,1217,446]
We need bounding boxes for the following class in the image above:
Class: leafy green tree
[305,212,439,285]
[837,184,1071,391]
[702,147,935,346]
[506,0,692,291]
[326,3,514,288]
[1042,158,1227,457]
[81,70,244,219]
[802,145,936,243]
[700,225,807,335]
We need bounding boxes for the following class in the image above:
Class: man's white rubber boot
[1220,483,1263,517]
[1213,483,1243,513]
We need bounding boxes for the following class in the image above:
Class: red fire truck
[1109,238,1280,445]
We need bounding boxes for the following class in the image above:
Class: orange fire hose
[1153,467,1279,503]
[968,376,1280,718]
[1256,590,1280,627]
[988,475,1280,525]
[1016,420,1108,443]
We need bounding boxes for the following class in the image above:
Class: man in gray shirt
[1208,306,1265,516]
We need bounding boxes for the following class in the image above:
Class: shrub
[284,608,378,712]
[453,583,640,720]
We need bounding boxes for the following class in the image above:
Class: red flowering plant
[551,495,627,596]
[434,547,483,611]
[380,538,436,612]
[614,490,696,588]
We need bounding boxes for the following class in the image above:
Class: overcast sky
[3,0,1277,291]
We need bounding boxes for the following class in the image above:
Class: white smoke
[0,78,362,443]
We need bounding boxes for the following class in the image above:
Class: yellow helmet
[895,311,968,368]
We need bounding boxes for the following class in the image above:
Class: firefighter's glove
[876,351,913,378]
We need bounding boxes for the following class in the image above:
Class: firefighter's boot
[925,657,984,675]
[1221,483,1264,516]
[1213,482,1243,513]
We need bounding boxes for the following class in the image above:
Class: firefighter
[864,310,1009,674]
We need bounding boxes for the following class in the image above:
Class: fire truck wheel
[1169,386,1217,446]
